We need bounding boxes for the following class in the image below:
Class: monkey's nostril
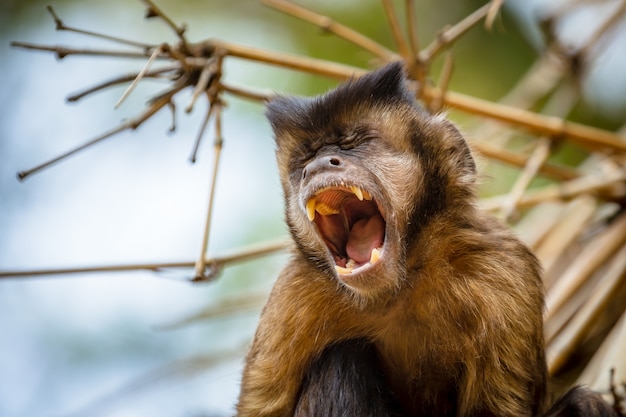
[329,158,341,166]
[302,169,307,180]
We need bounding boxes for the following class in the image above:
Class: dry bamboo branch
[545,212,626,320]
[547,244,626,375]
[0,239,288,280]
[485,0,504,30]
[500,137,552,220]
[404,0,420,61]
[471,141,579,181]
[141,0,188,48]
[115,44,164,108]
[13,39,624,152]
[381,0,410,57]
[481,170,626,211]
[261,0,397,61]
[535,196,598,282]
[433,87,626,153]
[430,52,454,113]
[17,78,188,180]
[10,41,155,59]
[46,5,154,50]
[67,65,179,102]
[219,82,273,102]
[193,103,225,281]
[419,3,491,64]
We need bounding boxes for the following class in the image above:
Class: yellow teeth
[306,198,316,221]
[316,202,340,216]
[370,247,381,264]
[335,265,352,275]
[350,186,364,201]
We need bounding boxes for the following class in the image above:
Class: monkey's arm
[235,263,360,417]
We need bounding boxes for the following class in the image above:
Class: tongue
[346,214,384,264]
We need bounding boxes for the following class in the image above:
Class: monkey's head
[266,62,476,299]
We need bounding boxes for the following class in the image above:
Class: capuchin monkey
[235,62,617,417]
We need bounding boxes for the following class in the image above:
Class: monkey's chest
[374,335,463,417]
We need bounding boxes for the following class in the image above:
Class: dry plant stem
[432,87,626,153]
[261,0,397,61]
[186,59,216,113]
[115,44,164,109]
[404,0,420,61]
[536,196,598,284]
[140,0,188,48]
[545,212,626,321]
[46,5,154,50]
[67,66,179,102]
[481,169,626,211]
[546,244,626,375]
[17,80,187,180]
[381,0,410,57]
[577,0,626,62]
[500,137,552,220]
[418,2,491,64]
[12,40,625,152]
[471,141,579,180]
[485,0,504,30]
[219,82,273,103]
[10,41,155,59]
[0,239,288,280]
[206,39,363,80]
[430,52,454,113]
[193,104,225,281]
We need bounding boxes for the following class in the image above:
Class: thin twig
[471,141,579,181]
[481,169,626,211]
[46,5,154,50]
[404,0,420,62]
[115,44,164,109]
[261,0,397,61]
[381,0,410,57]
[193,103,225,281]
[545,212,626,321]
[140,0,188,49]
[67,65,179,102]
[419,2,491,64]
[485,0,504,31]
[546,244,626,375]
[10,41,155,59]
[500,137,552,220]
[0,239,288,279]
[430,52,454,113]
[17,78,188,181]
[219,82,273,102]
[189,99,217,164]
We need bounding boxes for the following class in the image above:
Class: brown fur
[235,63,614,417]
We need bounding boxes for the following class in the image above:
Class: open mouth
[305,185,385,276]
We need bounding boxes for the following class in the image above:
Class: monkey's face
[266,63,475,299]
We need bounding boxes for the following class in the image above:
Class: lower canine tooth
[335,265,352,275]
[370,247,381,264]
[306,198,316,221]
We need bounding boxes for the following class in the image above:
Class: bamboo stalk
[536,196,598,284]
[261,0,397,61]
[0,240,288,280]
[547,244,626,375]
[545,211,626,320]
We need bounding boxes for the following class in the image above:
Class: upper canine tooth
[351,186,364,201]
[306,198,316,221]
[316,203,339,216]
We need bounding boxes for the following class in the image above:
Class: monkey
[234,62,617,417]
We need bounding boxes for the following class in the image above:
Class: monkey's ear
[439,119,477,183]
[265,95,311,140]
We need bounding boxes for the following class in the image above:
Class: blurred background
[1,0,625,416]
